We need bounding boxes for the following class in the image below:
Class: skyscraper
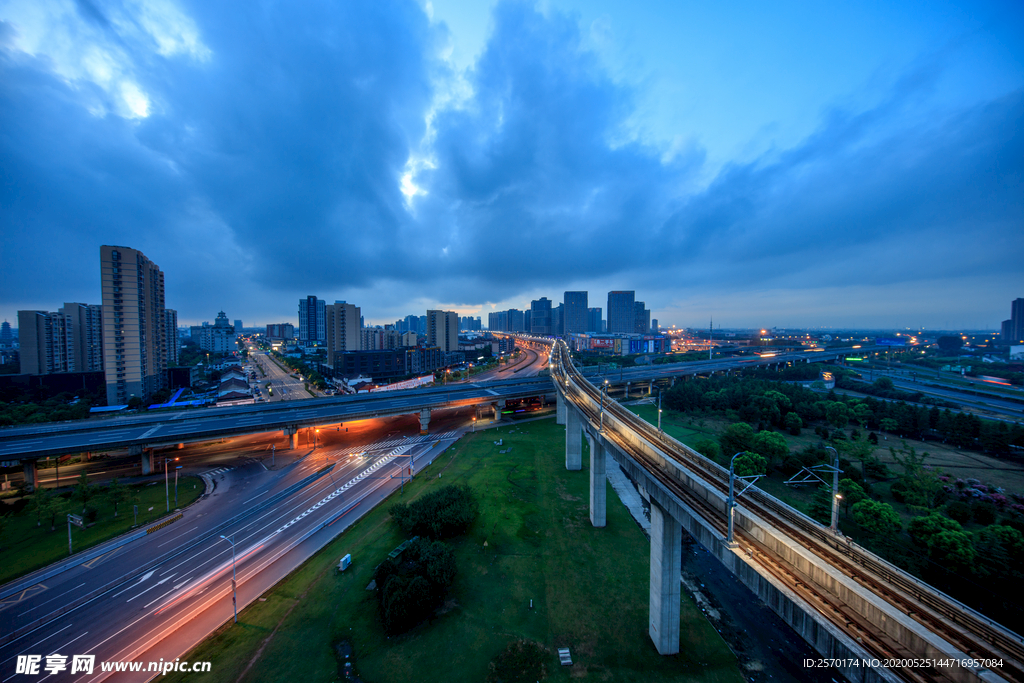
[101,245,168,405]
[1011,298,1024,344]
[326,301,361,367]
[563,291,588,335]
[607,291,635,334]
[427,310,459,353]
[298,296,326,346]
[530,298,552,335]
[634,301,650,334]
[587,307,603,333]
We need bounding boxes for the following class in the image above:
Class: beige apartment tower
[101,246,167,405]
[427,310,459,353]
[61,302,104,372]
[325,301,361,367]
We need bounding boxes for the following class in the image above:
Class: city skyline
[1,1,1021,329]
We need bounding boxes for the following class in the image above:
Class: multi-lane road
[0,410,476,681]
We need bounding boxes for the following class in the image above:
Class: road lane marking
[109,570,154,598]
[125,574,175,602]
[81,547,121,569]
[0,583,47,611]
[0,623,72,667]
[16,583,86,618]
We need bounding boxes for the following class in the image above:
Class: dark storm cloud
[0,0,1020,325]
[418,2,1022,305]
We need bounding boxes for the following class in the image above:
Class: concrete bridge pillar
[670,377,676,387]
[586,431,607,527]
[22,459,37,492]
[565,406,582,471]
[649,499,683,655]
[419,408,431,435]
[495,400,506,421]
[555,390,566,425]
[131,445,153,475]
[283,426,298,449]
[176,443,184,450]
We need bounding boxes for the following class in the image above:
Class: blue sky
[1,0,1021,330]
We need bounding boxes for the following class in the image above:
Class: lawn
[166,418,744,683]
[0,475,204,585]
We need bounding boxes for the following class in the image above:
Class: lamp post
[220,535,238,623]
[174,465,181,507]
[825,446,841,534]
[657,390,663,432]
[164,457,179,512]
[727,451,765,546]
[599,379,609,432]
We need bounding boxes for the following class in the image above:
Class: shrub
[487,639,549,683]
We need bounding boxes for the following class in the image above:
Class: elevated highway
[547,338,1023,682]
[0,343,874,488]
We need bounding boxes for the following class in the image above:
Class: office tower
[298,296,326,346]
[60,302,105,372]
[530,298,552,335]
[524,310,531,331]
[651,318,659,334]
[587,307,603,333]
[326,301,361,367]
[402,314,420,335]
[607,291,635,334]
[427,310,459,353]
[419,315,427,336]
[101,245,167,405]
[508,309,525,332]
[1002,320,1013,343]
[1012,298,1024,343]
[563,291,588,335]
[164,309,179,365]
[18,309,73,375]
[634,301,650,334]
[234,319,243,332]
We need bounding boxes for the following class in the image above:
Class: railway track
[550,340,1024,683]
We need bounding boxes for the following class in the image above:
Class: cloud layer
[1,0,1021,328]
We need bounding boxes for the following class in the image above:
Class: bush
[972,501,998,526]
[375,538,458,635]
[946,501,972,524]
[390,484,479,539]
[82,506,98,524]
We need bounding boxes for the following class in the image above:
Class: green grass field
[0,476,203,586]
[166,419,744,683]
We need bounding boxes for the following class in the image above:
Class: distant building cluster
[190,311,238,354]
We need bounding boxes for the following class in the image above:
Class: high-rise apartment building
[266,323,295,341]
[61,302,104,372]
[325,301,361,367]
[190,311,237,353]
[298,296,326,346]
[530,298,553,335]
[651,318,659,333]
[0,321,12,349]
[427,310,459,353]
[234,319,243,332]
[587,307,603,333]
[563,291,588,335]
[101,245,168,405]
[164,309,179,365]
[18,310,74,375]
[607,291,635,334]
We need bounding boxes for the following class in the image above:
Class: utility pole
[709,316,713,361]
[657,390,663,432]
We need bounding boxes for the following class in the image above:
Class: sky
[1,0,1021,331]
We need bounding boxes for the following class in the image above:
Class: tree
[106,478,131,517]
[784,412,802,436]
[751,431,788,468]
[719,422,754,457]
[29,488,55,528]
[879,418,898,434]
[908,513,962,548]
[127,396,144,409]
[838,479,867,515]
[692,438,721,463]
[73,472,94,513]
[872,377,895,392]
[825,402,849,429]
[732,452,767,477]
[852,499,901,536]
[808,485,834,525]
[928,530,975,573]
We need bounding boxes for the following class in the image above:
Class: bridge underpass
[549,339,1022,683]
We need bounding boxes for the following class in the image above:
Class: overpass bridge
[0,343,877,489]
[547,338,1022,682]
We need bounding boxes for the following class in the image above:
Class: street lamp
[220,535,238,623]
[164,457,179,512]
[599,379,609,432]
[657,390,663,432]
[825,446,841,534]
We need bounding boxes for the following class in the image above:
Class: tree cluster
[390,484,479,539]
[373,538,457,635]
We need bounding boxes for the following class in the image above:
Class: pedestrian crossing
[206,466,234,476]
[330,431,459,457]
